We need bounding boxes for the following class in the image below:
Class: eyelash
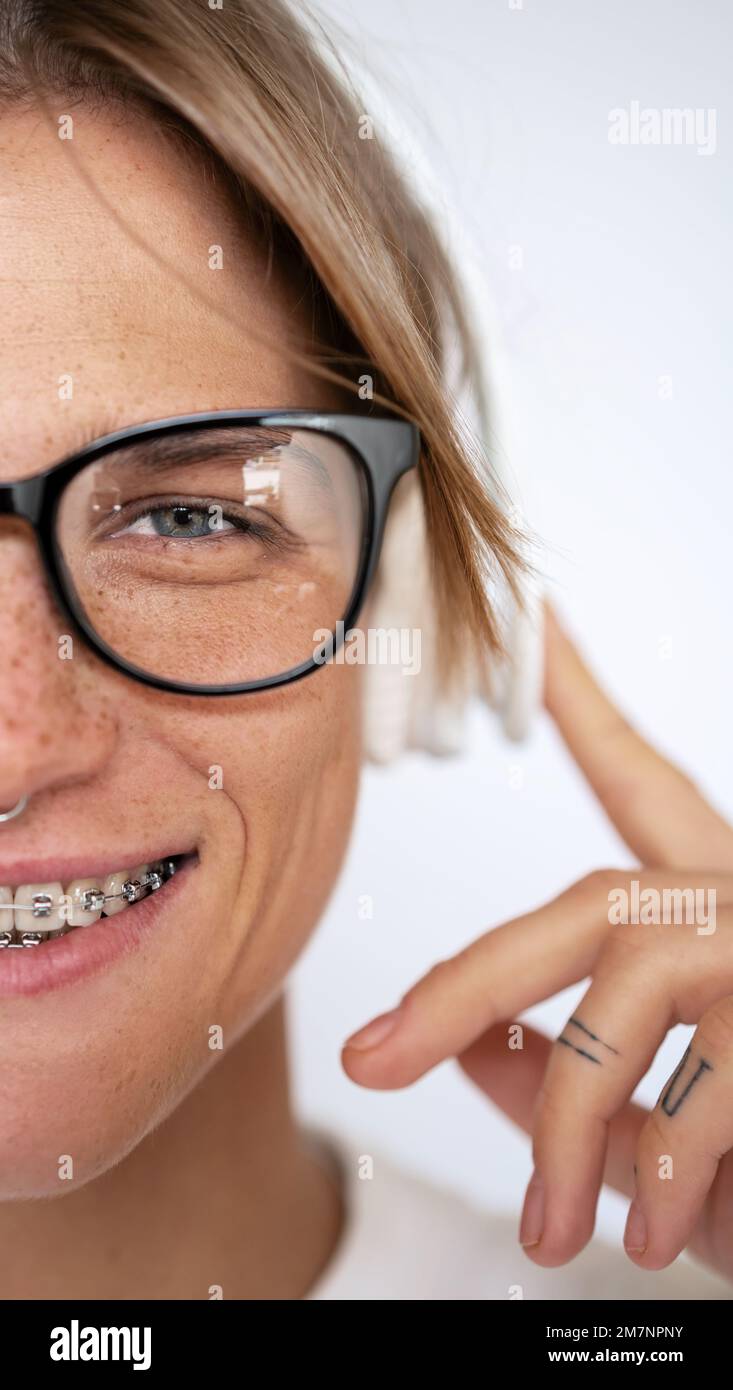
[100,495,292,550]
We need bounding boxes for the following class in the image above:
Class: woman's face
[0,103,362,1198]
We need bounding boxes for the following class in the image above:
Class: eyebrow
[80,426,335,493]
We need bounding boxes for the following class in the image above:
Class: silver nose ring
[0,794,29,823]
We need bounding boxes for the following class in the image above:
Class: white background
[291,0,733,1247]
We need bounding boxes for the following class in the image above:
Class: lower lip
[0,858,196,999]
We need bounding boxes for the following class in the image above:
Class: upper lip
[0,847,196,886]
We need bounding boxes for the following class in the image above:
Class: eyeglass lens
[54,425,368,687]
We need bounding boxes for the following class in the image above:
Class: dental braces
[0,858,179,949]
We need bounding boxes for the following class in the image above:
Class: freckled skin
[0,105,363,1198]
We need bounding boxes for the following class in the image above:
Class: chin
[0,1025,200,1199]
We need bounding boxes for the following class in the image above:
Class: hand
[341,606,733,1280]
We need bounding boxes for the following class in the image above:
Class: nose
[0,521,118,805]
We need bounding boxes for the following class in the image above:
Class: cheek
[122,661,363,1060]
[205,664,364,1034]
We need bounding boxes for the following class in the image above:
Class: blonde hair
[0,0,525,682]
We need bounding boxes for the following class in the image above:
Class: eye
[118,504,238,540]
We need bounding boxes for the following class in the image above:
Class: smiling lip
[0,854,197,999]
[0,847,196,886]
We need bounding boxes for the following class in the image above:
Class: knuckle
[598,929,646,970]
[601,919,665,965]
[422,954,460,988]
[639,1106,671,1161]
[532,1082,568,1142]
[599,904,667,973]
[407,953,465,1005]
[696,996,733,1057]
[535,1077,603,1133]
[578,867,621,899]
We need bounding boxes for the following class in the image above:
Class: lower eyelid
[122,515,236,537]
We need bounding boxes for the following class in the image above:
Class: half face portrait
[1,0,732,1332]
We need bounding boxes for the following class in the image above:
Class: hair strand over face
[0,0,529,687]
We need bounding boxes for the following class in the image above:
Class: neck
[0,996,343,1300]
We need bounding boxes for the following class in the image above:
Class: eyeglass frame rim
[0,409,420,696]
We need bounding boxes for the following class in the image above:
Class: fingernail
[520,1170,544,1247]
[343,1007,402,1052]
[624,1199,647,1253]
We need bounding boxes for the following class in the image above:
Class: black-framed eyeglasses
[0,411,419,695]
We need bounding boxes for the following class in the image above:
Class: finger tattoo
[557,1036,602,1064]
[659,1045,713,1117]
[555,1016,620,1066]
[567,1016,620,1056]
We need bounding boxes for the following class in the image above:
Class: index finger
[544,603,733,868]
[341,867,732,1090]
[341,870,610,1089]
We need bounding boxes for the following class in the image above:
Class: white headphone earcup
[480,576,545,743]
[362,474,544,764]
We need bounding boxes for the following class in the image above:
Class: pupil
[173,507,192,526]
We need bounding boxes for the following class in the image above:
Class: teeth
[14,882,65,934]
[102,869,132,915]
[0,887,12,933]
[124,864,150,904]
[67,878,104,928]
[0,858,177,947]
